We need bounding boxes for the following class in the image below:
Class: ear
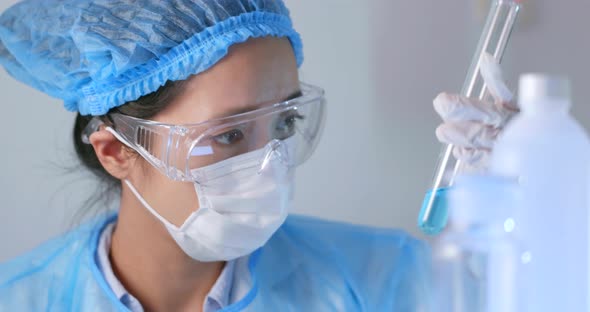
[89,129,135,180]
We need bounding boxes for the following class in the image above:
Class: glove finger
[436,121,499,149]
[480,52,514,103]
[452,147,491,167]
[434,92,510,127]
[496,99,519,113]
[459,160,490,175]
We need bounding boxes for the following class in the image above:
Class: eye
[274,112,305,140]
[213,129,244,145]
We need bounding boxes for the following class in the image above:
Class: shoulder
[262,215,430,310]
[280,214,428,260]
[0,214,114,308]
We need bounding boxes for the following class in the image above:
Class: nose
[247,118,273,151]
[259,139,289,173]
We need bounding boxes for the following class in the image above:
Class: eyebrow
[216,89,303,119]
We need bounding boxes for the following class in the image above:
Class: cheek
[134,159,200,227]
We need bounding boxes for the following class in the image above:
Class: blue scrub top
[0,214,431,311]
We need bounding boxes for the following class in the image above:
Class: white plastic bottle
[431,175,522,312]
[490,74,590,312]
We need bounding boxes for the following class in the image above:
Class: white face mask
[125,140,294,262]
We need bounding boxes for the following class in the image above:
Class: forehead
[154,37,300,125]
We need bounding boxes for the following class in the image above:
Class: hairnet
[0,0,303,116]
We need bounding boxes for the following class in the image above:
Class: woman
[0,0,513,311]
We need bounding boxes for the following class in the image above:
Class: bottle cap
[519,74,571,112]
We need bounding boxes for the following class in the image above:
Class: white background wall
[1,0,589,262]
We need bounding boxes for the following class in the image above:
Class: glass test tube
[418,0,521,235]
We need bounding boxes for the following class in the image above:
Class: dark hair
[72,79,187,206]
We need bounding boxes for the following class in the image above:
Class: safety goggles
[82,82,326,183]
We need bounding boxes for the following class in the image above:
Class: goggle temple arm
[81,117,106,144]
[81,116,135,151]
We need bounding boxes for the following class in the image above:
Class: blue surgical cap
[0,0,303,116]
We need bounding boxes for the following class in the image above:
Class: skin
[89,37,299,312]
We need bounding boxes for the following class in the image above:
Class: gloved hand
[434,53,518,173]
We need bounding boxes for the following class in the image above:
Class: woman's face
[127,37,300,227]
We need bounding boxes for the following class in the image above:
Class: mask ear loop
[105,125,183,230]
[123,179,181,230]
[80,118,187,226]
